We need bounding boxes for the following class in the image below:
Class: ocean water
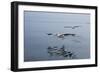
[24,11,90,62]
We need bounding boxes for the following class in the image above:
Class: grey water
[24,11,90,62]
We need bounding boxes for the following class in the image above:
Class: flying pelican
[47,33,76,39]
[64,26,81,29]
[55,33,75,37]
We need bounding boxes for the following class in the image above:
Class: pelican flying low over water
[47,33,76,39]
[64,26,81,29]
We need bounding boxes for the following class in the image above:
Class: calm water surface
[24,11,90,62]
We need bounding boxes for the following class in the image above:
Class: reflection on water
[46,32,78,59]
[46,32,79,59]
[47,45,77,59]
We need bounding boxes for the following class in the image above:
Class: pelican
[64,26,81,29]
[55,33,75,37]
[55,33,65,38]
[47,33,76,39]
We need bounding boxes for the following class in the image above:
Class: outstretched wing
[47,33,53,35]
[72,26,81,29]
[64,26,73,28]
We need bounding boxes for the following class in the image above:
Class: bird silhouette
[47,33,76,39]
[64,26,81,29]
